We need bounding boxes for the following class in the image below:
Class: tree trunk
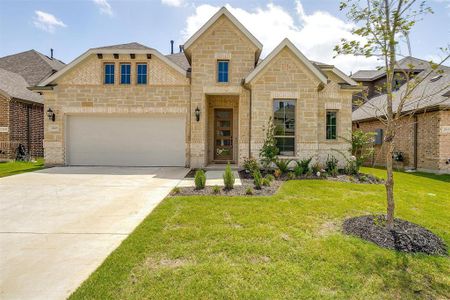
[385,129,395,230]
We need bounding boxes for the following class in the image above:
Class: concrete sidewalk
[177,170,242,187]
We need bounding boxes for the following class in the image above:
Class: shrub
[345,159,359,175]
[294,165,304,177]
[274,158,292,174]
[212,185,220,194]
[171,187,180,195]
[311,163,321,174]
[287,172,296,180]
[274,169,282,179]
[296,157,312,174]
[262,177,271,186]
[243,157,259,174]
[223,163,235,190]
[265,174,275,182]
[259,117,278,170]
[325,155,339,177]
[245,187,254,195]
[253,169,263,189]
[194,169,206,190]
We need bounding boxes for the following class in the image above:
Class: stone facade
[39,9,355,168]
[354,110,450,173]
[0,96,44,160]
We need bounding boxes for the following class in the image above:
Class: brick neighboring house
[35,7,360,168]
[0,50,65,160]
[352,57,450,174]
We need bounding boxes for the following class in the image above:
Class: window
[326,111,337,140]
[136,63,147,84]
[273,99,296,156]
[120,63,131,84]
[104,63,115,84]
[217,60,229,83]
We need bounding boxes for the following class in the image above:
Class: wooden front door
[214,108,233,162]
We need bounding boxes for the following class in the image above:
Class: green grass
[71,168,450,299]
[0,158,45,178]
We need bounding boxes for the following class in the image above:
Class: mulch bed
[343,215,447,255]
[172,179,282,197]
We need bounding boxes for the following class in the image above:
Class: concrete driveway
[0,166,188,300]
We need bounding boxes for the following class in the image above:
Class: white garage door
[66,115,185,166]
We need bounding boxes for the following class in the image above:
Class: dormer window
[217,60,229,83]
[120,63,131,84]
[104,63,115,84]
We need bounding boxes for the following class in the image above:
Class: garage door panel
[67,115,185,166]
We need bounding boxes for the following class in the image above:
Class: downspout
[27,104,31,158]
[413,115,418,170]
[242,80,252,158]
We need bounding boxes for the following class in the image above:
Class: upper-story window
[217,60,229,83]
[136,63,147,85]
[326,111,337,140]
[104,63,115,84]
[273,99,296,156]
[120,63,131,84]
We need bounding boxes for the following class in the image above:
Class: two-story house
[36,7,359,168]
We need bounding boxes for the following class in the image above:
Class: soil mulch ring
[343,215,447,256]
[171,179,282,197]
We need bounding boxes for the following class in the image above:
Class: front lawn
[0,158,44,178]
[71,168,450,299]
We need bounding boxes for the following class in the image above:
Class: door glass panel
[214,109,233,161]
[216,110,231,119]
[217,120,231,128]
[217,130,231,136]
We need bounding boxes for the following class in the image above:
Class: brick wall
[0,97,44,160]
[0,96,10,160]
[354,110,449,173]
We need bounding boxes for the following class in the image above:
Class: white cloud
[92,0,113,16]
[33,10,66,33]
[182,2,380,74]
[161,0,185,7]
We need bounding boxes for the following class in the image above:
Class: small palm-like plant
[274,158,292,174]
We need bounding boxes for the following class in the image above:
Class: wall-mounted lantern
[47,108,55,122]
[195,106,201,122]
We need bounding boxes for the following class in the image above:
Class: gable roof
[353,63,450,121]
[0,68,43,104]
[38,42,187,86]
[245,38,328,85]
[183,7,263,60]
[0,49,65,86]
[351,56,428,82]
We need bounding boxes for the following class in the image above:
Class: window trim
[103,62,115,85]
[326,110,338,140]
[217,60,229,83]
[136,62,148,85]
[273,99,296,157]
[120,63,131,85]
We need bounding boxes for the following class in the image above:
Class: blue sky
[0,0,449,73]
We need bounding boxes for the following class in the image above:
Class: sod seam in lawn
[70,168,450,299]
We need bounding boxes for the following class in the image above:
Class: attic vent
[430,74,443,82]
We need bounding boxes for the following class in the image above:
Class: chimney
[179,45,183,53]
[170,40,174,54]
[50,48,54,59]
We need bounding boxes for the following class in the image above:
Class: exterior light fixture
[195,106,201,122]
[47,108,55,122]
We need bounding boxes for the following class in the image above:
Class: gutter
[414,115,418,170]
[241,80,252,159]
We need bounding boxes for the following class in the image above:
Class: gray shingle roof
[352,62,450,121]
[91,42,154,51]
[0,50,65,86]
[0,68,43,104]
[351,56,428,81]
[166,52,190,71]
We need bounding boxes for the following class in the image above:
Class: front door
[214,108,233,162]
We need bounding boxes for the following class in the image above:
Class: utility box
[374,128,383,145]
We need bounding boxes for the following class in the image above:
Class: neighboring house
[0,50,65,160]
[352,57,450,174]
[35,7,359,168]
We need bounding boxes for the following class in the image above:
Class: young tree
[335,0,449,230]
